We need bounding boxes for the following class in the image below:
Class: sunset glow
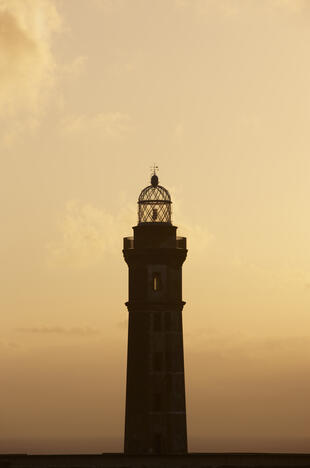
[1,0,310,454]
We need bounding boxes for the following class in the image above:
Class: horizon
[2,435,310,455]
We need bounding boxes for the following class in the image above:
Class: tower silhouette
[123,172,188,454]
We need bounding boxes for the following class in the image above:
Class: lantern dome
[138,175,172,224]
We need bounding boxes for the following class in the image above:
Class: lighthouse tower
[123,171,188,454]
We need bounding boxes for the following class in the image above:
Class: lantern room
[138,174,172,224]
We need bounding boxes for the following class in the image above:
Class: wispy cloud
[90,0,124,11]
[0,0,61,146]
[16,326,99,336]
[186,328,310,355]
[61,112,132,141]
[61,55,88,78]
[47,200,135,269]
[0,0,61,115]
[171,189,214,253]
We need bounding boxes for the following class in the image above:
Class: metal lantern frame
[138,184,172,224]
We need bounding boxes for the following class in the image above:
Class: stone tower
[123,172,188,454]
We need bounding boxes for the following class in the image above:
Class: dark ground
[1,453,310,468]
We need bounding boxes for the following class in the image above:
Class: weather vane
[151,163,159,176]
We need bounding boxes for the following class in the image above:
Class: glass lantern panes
[138,185,172,224]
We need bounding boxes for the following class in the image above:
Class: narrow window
[153,272,161,291]
[152,208,158,221]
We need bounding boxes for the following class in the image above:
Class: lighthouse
[123,170,188,454]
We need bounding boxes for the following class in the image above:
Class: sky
[1,0,310,454]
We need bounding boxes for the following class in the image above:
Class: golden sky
[1,0,310,454]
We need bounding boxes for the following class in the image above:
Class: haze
[1,0,310,454]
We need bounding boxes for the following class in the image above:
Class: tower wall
[123,224,187,454]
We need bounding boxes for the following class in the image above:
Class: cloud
[47,193,213,269]
[181,222,214,253]
[0,0,61,148]
[0,0,61,116]
[16,326,99,336]
[186,328,310,357]
[61,55,88,78]
[1,116,39,148]
[171,190,214,253]
[90,0,124,11]
[0,340,20,349]
[61,112,132,141]
[47,200,135,269]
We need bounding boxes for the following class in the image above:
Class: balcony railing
[176,236,186,249]
[124,236,186,250]
[123,237,134,249]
